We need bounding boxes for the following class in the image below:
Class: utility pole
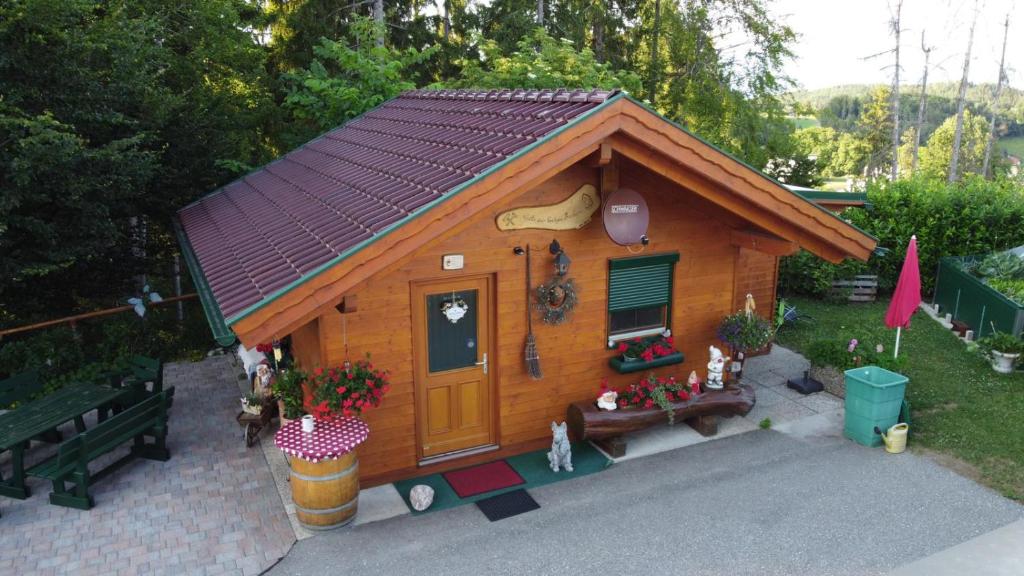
[890,0,903,181]
[912,31,933,174]
[982,15,1010,178]
[949,0,979,183]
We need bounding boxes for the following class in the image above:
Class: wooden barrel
[288,451,359,529]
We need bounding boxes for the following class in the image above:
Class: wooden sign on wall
[496,184,599,231]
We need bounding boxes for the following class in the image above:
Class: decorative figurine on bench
[547,421,573,472]
[596,390,618,411]
[687,370,702,395]
[706,346,729,390]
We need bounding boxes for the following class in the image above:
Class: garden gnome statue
[596,390,618,411]
[254,362,273,398]
[706,346,728,390]
[409,484,435,511]
[547,421,573,472]
[687,370,702,395]
[744,293,756,318]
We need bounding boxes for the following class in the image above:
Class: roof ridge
[401,88,618,104]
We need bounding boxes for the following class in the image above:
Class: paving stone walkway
[0,355,295,576]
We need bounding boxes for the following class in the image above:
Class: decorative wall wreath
[535,277,578,325]
[440,297,469,324]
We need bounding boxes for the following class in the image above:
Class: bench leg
[73,415,86,434]
[686,414,719,437]
[48,475,93,510]
[593,436,627,458]
[131,433,170,462]
[0,445,30,499]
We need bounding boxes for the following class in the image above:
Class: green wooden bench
[0,370,44,409]
[26,387,175,510]
[122,355,163,393]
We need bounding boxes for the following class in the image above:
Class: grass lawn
[998,135,1024,159]
[775,297,1024,501]
[788,116,820,129]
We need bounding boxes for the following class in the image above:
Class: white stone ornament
[547,421,573,472]
[441,298,469,324]
[706,345,728,390]
[409,484,435,511]
[596,390,618,411]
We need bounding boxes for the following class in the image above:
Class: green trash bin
[843,366,908,447]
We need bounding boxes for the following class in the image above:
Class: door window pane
[426,290,478,373]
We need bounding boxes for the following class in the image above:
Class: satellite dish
[602,188,649,245]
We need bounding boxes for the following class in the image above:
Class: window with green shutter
[607,253,679,341]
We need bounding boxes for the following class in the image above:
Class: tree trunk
[890,0,902,181]
[592,0,605,62]
[442,0,451,41]
[912,32,931,174]
[982,15,1010,178]
[536,0,544,26]
[373,0,384,47]
[648,0,661,106]
[949,1,979,183]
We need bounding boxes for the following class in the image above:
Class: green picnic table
[0,382,128,499]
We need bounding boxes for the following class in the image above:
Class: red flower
[618,399,627,408]
[643,399,654,409]
[617,343,628,353]
[641,349,654,361]
[678,390,690,401]
[313,367,324,376]
[356,399,364,408]
[382,384,391,393]
[346,372,354,380]
[664,336,674,346]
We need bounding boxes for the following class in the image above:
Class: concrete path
[0,355,295,576]
[267,418,1022,576]
[888,519,1024,575]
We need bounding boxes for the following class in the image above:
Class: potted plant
[614,333,677,362]
[717,311,774,373]
[241,392,264,415]
[599,373,699,425]
[977,331,1024,374]
[273,368,307,427]
[308,355,391,420]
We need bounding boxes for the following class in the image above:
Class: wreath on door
[535,278,578,324]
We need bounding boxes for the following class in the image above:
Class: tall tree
[889,0,903,181]
[981,14,1010,178]
[949,0,979,183]
[912,31,933,174]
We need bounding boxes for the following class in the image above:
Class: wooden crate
[831,275,878,302]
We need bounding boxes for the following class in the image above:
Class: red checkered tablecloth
[274,417,368,463]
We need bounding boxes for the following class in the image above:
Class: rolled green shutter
[608,253,679,312]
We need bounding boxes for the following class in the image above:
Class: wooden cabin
[176,89,876,486]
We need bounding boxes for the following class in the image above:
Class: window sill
[608,352,685,374]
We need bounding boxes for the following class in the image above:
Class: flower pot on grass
[977,332,1024,374]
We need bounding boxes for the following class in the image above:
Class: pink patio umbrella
[885,235,921,358]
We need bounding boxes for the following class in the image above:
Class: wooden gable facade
[177,90,875,486]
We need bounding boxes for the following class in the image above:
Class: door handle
[475,353,488,375]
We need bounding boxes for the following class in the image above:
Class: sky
[767,0,1019,90]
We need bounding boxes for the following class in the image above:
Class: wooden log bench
[566,384,757,458]
[26,387,175,510]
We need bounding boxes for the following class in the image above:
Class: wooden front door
[412,276,495,460]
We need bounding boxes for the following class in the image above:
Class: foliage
[243,391,264,407]
[976,252,1024,280]
[976,332,1024,355]
[309,355,391,420]
[717,312,774,352]
[917,110,990,180]
[282,18,438,142]
[781,177,1024,297]
[986,278,1024,306]
[761,156,823,187]
[599,372,699,425]
[855,86,894,176]
[614,334,677,361]
[776,297,1024,501]
[273,368,308,419]
[450,28,641,93]
[805,338,902,372]
[759,417,772,429]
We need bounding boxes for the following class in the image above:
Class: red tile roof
[178,89,617,321]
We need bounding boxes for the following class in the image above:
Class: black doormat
[475,489,540,521]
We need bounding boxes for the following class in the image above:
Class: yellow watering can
[874,423,909,454]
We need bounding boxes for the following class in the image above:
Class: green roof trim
[173,219,237,347]
[222,91,629,327]
[790,189,869,204]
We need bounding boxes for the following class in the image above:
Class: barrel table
[274,417,369,530]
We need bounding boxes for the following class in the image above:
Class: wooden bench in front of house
[26,387,175,510]
[0,370,66,443]
[566,384,757,458]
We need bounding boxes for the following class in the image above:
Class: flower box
[608,351,685,374]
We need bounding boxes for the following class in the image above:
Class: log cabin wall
[293,157,746,485]
[733,249,779,321]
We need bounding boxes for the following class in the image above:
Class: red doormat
[443,460,525,498]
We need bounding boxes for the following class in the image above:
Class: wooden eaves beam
[729,229,800,257]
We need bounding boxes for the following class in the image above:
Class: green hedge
[780,176,1024,297]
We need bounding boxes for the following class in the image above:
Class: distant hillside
[789,82,1024,112]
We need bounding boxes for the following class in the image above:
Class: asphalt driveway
[266,414,1022,576]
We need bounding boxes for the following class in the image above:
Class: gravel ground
[266,423,1022,576]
